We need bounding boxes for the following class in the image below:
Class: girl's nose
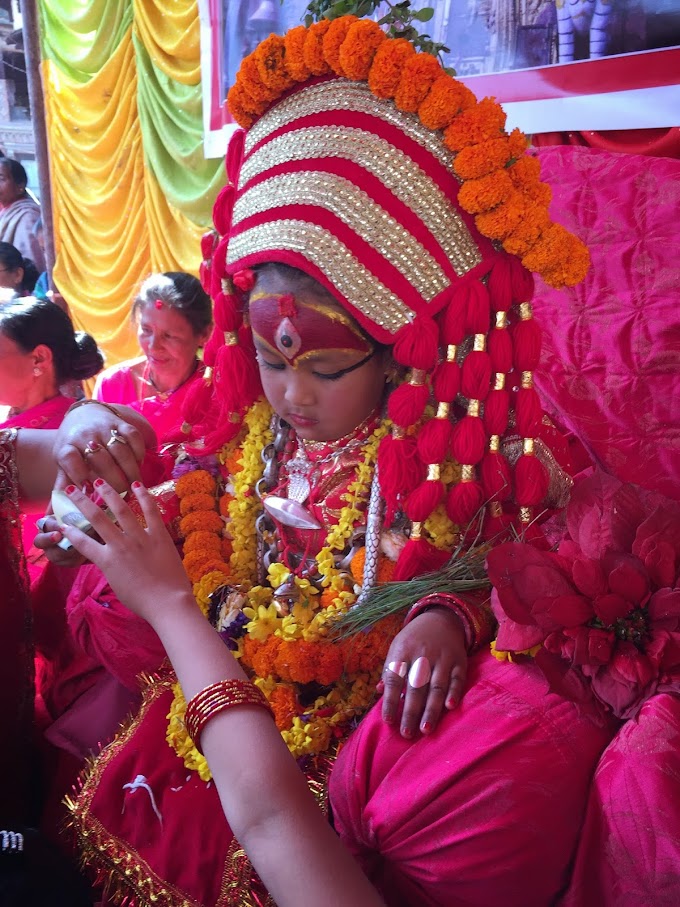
[284,370,315,407]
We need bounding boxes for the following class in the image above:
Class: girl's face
[252,272,388,442]
[136,302,210,389]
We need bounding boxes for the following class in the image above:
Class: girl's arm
[60,482,384,907]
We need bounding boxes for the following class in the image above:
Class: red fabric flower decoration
[487,470,680,718]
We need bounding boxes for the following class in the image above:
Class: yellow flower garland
[169,401,393,776]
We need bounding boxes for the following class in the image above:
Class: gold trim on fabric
[240,124,481,277]
[233,171,448,301]
[228,219,413,335]
[246,80,455,170]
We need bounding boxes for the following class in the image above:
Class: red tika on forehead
[250,291,372,365]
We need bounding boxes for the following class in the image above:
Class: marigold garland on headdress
[227,16,589,289]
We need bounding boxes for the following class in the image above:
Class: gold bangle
[65,399,122,420]
[184,679,272,755]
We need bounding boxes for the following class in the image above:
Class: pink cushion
[531,146,680,500]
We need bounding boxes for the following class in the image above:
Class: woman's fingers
[446,662,467,710]
[61,522,105,564]
[61,485,119,545]
[100,425,144,486]
[380,658,408,726]
[131,482,165,534]
[418,661,452,734]
[90,480,140,536]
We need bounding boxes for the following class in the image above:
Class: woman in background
[0,241,39,296]
[0,158,45,272]
[93,272,212,443]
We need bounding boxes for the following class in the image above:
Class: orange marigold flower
[315,643,344,686]
[221,538,233,560]
[319,588,339,609]
[223,448,244,477]
[458,169,514,215]
[349,547,396,585]
[236,55,275,103]
[474,190,528,241]
[368,38,416,99]
[541,235,591,288]
[507,154,541,187]
[339,19,386,81]
[183,531,222,555]
[241,635,260,666]
[419,75,476,132]
[443,97,507,151]
[284,25,311,82]
[454,134,523,181]
[226,83,256,128]
[394,53,442,112]
[322,15,358,76]
[270,685,299,730]
[219,493,234,517]
[180,510,223,536]
[183,549,215,573]
[303,20,332,76]
[183,553,231,584]
[176,470,216,499]
[251,634,282,678]
[507,127,530,160]
[275,640,321,685]
[179,493,216,517]
[255,34,295,93]
[522,224,590,287]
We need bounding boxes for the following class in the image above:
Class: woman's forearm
[151,599,384,907]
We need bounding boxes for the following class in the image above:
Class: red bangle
[184,679,273,755]
[405,592,496,653]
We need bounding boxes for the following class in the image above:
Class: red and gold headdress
[191,16,589,579]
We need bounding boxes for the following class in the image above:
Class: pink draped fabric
[331,650,617,907]
[531,146,680,501]
[93,357,205,443]
[562,694,680,907]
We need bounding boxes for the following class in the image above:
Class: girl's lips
[286,413,318,428]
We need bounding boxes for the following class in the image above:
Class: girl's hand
[33,514,86,567]
[58,480,192,626]
[378,609,468,739]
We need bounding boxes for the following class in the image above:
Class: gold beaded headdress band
[191,16,590,579]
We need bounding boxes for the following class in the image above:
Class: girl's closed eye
[258,356,286,372]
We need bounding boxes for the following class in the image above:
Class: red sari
[0,428,33,825]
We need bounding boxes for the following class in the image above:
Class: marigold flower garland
[169,399,398,775]
[227,16,589,289]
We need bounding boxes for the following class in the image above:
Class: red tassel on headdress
[487,325,513,373]
[464,282,491,335]
[392,316,439,370]
[487,258,514,311]
[480,451,512,502]
[483,389,509,435]
[461,351,491,401]
[512,317,542,371]
[515,387,543,437]
[515,455,550,506]
[508,257,535,303]
[212,185,235,236]
[451,416,486,465]
[439,292,466,343]
[432,359,460,401]
[417,417,453,466]
[406,479,445,522]
[393,536,449,582]
[446,479,485,525]
[378,434,420,524]
[387,381,429,428]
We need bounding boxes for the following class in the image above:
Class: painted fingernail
[131,481,141,489]
[376,680,384,693]
[93,478,105,488]
[387,660,408,678]
[408,656,432,689]
[51,531,62,542]
[65,484,76,495]
[35,517,47,531]
[384,711,396,725]
[421,720,432,734]
[401,726,413,739]
[446,696,458,710]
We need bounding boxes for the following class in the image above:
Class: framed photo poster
[199,0,680,158]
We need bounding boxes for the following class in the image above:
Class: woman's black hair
[0,242,39,294]
[132,272,213,337]
[0,158,28,189]
[0,298,104,382]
